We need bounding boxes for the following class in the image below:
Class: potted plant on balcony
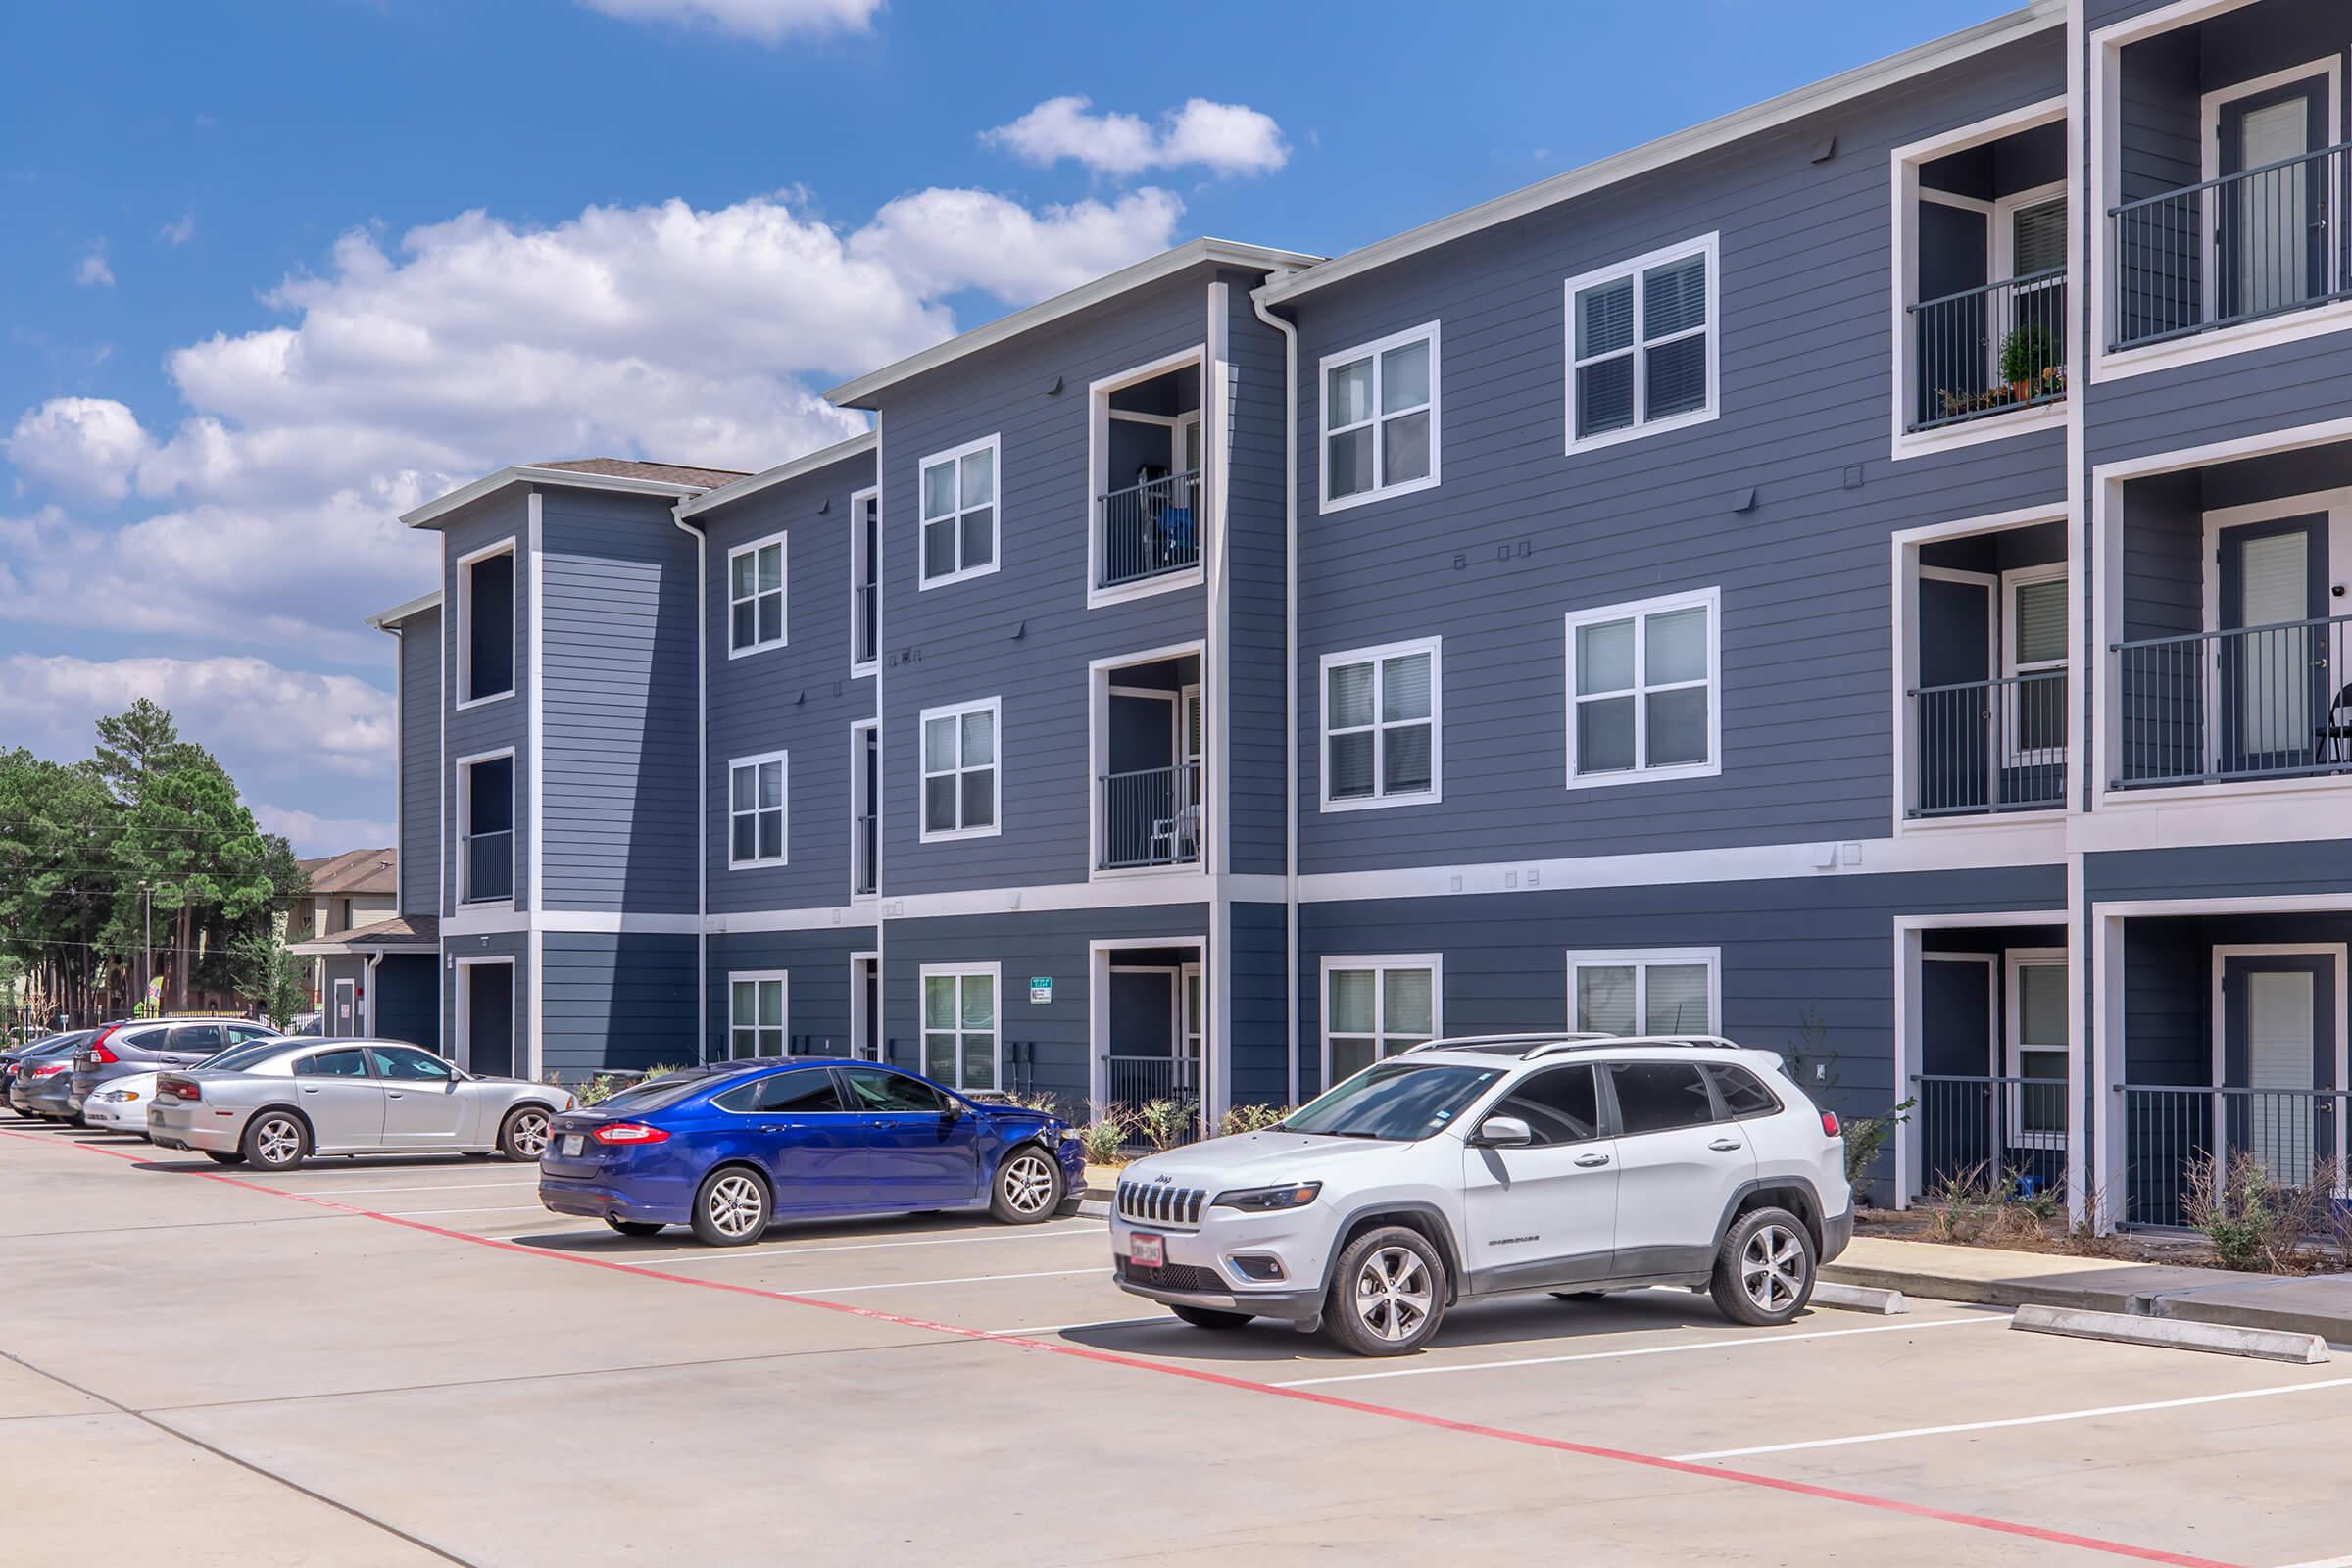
[1998,323,2061,403]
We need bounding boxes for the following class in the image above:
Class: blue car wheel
[988,1144,1063,1225]
[691,1166,770,1247]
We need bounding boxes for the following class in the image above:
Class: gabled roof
[297,848,398,899]
[400,459,747,530]
[286,912,438,956]
[1256,0,2064,307]
[826,236,1322,410]
[367,588,442,629]
[675,430,879,520]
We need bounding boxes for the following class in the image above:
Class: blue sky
[0,0,2010,854]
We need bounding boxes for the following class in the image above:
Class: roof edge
[367,588,444,629]
[826,237,1322,409]
[675,430,880,519]
[401,465,714,531]
[1259,1,2062,307]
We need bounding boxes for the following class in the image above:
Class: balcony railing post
[1097,469,1200,589]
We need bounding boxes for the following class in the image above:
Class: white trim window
[727,970,789,1060]
[2006,950,2068,1146]
[1320,322,1440,511]
[920,962,999,1092]
[1320,637,1440,810]
[455,539,517,708]
[1565,587,1721,787]
[456,749,517,906]
[728,751,788,868]
[849,487,879,674]
[919,697,1001,841]
[1323,956,1441,1084]
[2000,564,2068,765]
[1568,949,1720,1036]
[727,531,787,657]
[1565,233,1720,452]
[918,434,1001,587]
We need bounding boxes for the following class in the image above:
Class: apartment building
[342,0,2352,1231]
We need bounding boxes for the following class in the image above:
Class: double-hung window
[921,963,998,1092]
[727,971,788,1060]
[2006,952,2067,1145]
[728,532,786,656]
[457,541,516,706]
[919,697,1000,840]
[1568,949,1719,1036]
[919,435,999,587]
[1321,638,1440,809]
[1565,233,1718,450]
[1321,323,1439,510]
[1324,956,1440,1083]
[728,751,787,868]
[1565,588,1719,786]
[2001,564,2067,764]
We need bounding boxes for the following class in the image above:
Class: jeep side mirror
[1473,1115,1533,1149]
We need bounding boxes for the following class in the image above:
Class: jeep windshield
[1281,1062,1503,1141]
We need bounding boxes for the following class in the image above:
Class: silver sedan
[147,1038,574,1172]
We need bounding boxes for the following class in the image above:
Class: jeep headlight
[1211,1182,1322,1212]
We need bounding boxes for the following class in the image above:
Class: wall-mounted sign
[1028,976,1053,1004]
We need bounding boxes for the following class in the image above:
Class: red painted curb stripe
[5,1129,2241,1568]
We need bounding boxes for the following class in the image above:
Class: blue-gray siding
[441,490,532,916]
[541,931,698,1075]
[396,606,441,915]
[706,927,878,1056]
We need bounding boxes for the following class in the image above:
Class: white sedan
[84,1071,161,1137]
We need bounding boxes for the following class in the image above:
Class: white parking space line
[378,1204,550,1217]
[272,1181,539,1198]
[789,1267,1112,1295]
[1278,1312,2006,1387]
[624,1223,1106,1266]
[1672,1374,2352,1461]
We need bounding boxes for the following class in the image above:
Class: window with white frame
[1569,950,1718,1036]
[918,435,999,586]
[727,532,786,656]
[1321,638,1440,808]
[1322,323,1439,509]
[850,488,879,672]
[921,964,998,1091]
[728,752,787,867]
[2006,952,2067,1143]
[1565,234,1718,450]
[1325,956,1440,1083]
[920,698,999,840]
[1565,588,1719,786]
[727,971,788,1060]
[458,542,516,706]
[2001,564,2067,762]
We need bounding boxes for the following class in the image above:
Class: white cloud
[573,0,882,43]
[983,96,1289,178]
[249,804,396,857]
[74,246,115,287]
[159,213,196,247]
[851,186,1186,301]
[6,397,152,500]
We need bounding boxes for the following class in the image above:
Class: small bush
[1219,1102,1291,1137]
[2186,1153,2335,1274]
[1079,1109,1131,1166]
[1133,1099,1197,1152]
[573,1073,627,1106]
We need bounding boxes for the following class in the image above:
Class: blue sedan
[538,1058,1086,1245]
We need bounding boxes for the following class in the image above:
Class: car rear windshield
[1282,1062,1504,1141]
[203,1041,291,1073]
[596,1071,727,1115]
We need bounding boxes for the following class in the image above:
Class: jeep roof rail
[1401,1032,1611,1055]
[1521,1034,1744,1061]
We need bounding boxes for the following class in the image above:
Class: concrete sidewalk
[1827,1235,2352,1345]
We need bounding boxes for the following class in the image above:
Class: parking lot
[4,1120,2347,1567]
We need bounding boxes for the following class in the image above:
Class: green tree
[109,757,275,1009]
[228,930,310,1027]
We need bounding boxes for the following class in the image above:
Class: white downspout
[1251,281,1301,1108]
[672,505,709,1065]
[364,951,383,1037]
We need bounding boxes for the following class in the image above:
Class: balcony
[1907,270,2067,432]
[2112,613,2352,788]
[1907,670,2069,815]
[1101,762,1201,870]
[1098,469,1200,590]
[2110,142,2352,350]
[462,830,514,904]
[1093,649,1202,872]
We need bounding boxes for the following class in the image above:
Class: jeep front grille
[1116,1179,1206,1229]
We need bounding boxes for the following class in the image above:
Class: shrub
[1133,1099,1196,1152]
[1079,1109,1130,1166]
[573,1073,627,1106]
[2186,1153,2333,1274]
[1219,1102,1291,1137]
[2000,323,2059,384]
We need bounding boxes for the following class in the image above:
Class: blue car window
[839,1066,945,1113]
[716,1070,850,1114]
[296,1049,370,1079]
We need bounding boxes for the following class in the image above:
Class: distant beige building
[292,848,398,1004]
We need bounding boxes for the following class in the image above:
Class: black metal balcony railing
[1099,469,1200,589]
[1907,669,2069,816]
[1912,1073,2070,1201]
[463,830,514,904]
[853,581,877,666]
[1907,269,2068,431]
[1101,762,1200,870]
[2111,613,2352,788]
[2109,140,2352,350]
[854,810,877,897]
[2116,1084,2348,1229]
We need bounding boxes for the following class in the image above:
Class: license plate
[561,1134,583,1157]
[1128,1232,1164,1268]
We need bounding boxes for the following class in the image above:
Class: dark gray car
[70,1019,280,1119]
[5,1034,89,1118]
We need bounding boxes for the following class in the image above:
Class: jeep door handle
[1708,1138,1744,1152]
[1573,1152,1611,1168]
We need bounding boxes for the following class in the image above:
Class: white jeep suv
[1110,1034,1852,1356]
